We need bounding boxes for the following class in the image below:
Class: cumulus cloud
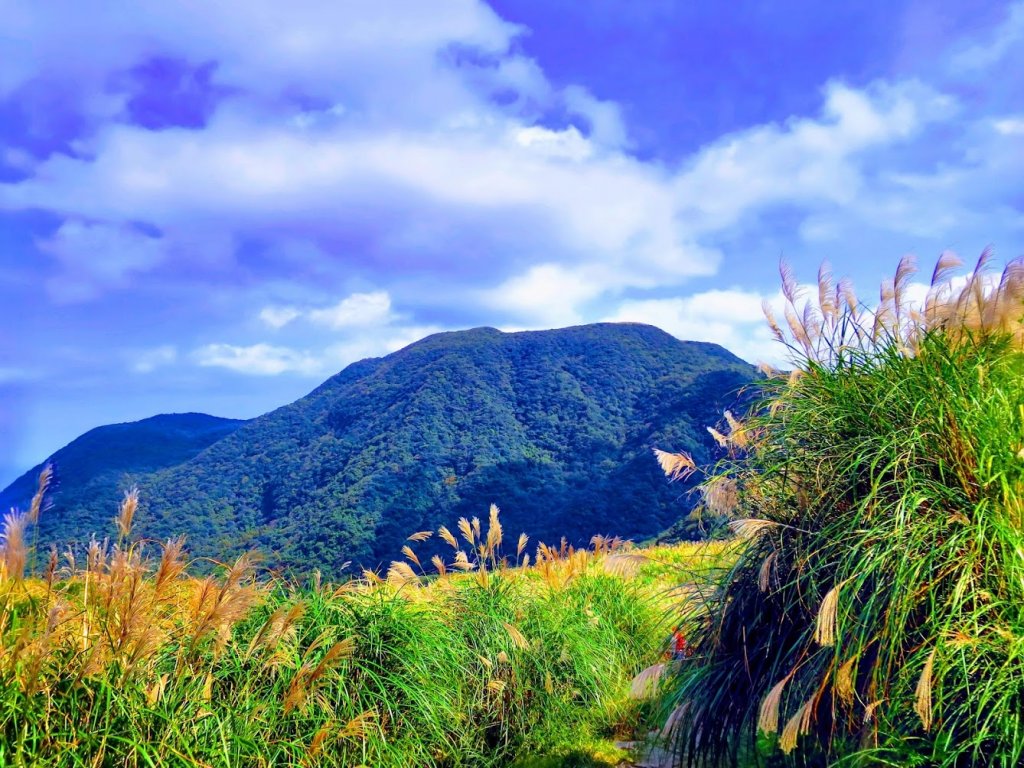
[11,59,1009,335]
[259,291,394,330]
[0,0,710,321]
[308,291,393,329]
[485,264,609,327]
[3,0,1023,391]
[993,116,1024,136]
[194,343,323,376]
[562,85,629,149]
[0,1,520,117]
[195,321,445,377]
[214,290,441,376]
[673,80,957,233]
[1,112,713,290]
[513,125,593,161]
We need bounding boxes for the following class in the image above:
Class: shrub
[660,252,1024,767]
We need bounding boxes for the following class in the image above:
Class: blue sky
[1,0,1023,486]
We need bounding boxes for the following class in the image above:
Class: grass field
[0,490,729,768]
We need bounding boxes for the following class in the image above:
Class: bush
[661,253,1024,767]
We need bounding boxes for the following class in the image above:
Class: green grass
[658,254,1024,767]
[509,739,630,767]
[0,503,710,767]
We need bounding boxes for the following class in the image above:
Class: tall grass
[0,490,673,766]
[658,252,1024,766]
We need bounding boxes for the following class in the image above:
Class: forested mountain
[0,413,247,544]
[142,324,755,573]
[3,324,756,575]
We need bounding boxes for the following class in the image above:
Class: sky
[1,0,1023,486]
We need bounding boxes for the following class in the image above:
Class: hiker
[668,627,692,660]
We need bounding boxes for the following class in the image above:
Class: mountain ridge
[3,323,757,574]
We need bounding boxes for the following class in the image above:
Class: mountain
[4,324,757,575]
[0,413,248,544]
[141,323,754,573]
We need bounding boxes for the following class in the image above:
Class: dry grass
[1,520,261,702]
[762,249,1024,366]
[383,505,648,597]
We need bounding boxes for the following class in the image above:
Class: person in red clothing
[669,627,692,660]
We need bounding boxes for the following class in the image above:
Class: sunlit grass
[0,491,719,766]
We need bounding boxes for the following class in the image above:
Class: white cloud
[1,113,711,281]
[290,103,347,131]
[0,0,716,316]
[2,0,1019,360]
[514,125,593,161]
[259,291,394,331]
[1,0,990,334]
[673,80,956,233]
[563,85,628,149]
[993,117,1024,136]
[212,290,442,377]
[484,263,612,327]
[308,291,393,329]
[194,343,323,376]
[194,318,447,377]
[441,76,988,326]
[259,306,302,329]
[476,79,964,325]
[605,289,788,366]
[132,345,177,373]
[0,1,520,115]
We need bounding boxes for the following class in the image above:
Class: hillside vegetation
[659,252,1024,766]
[0,413,247,546]
[140,324,753,575]
[0,482,730,767]
[3,323,754,576]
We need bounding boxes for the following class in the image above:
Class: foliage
[0,413,246,548]
[658,252,1024,767]
[3,324,755,576]
[0,486,693,767]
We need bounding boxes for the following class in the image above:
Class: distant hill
[3,324,756,575]
[0,413,247,544]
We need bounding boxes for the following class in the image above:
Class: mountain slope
[135,323,756,573]
[0,413,248,544]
